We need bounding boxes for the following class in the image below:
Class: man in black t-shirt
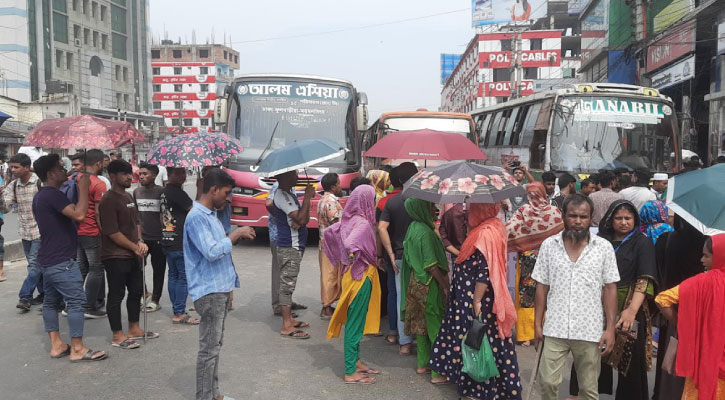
[32,154,107,362]
[160,167,198,325]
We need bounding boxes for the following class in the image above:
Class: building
[150,39,239,134]
[441,29,581,112]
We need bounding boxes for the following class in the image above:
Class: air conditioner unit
[74,38,82,47]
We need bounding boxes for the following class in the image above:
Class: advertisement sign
[581,0,609,65]
[152,75,216,84]
[647,20,695,72]
[151,62,215,67]
[568,0,593,15]
[484,80,534,97]
[153,92,217,101]
[480,50,561,68]
[653,0,694,34]
[154,109,214,119]
[472,0,547,26]
[718,22,725,55]
[565,97,671,125]
[649,55,695,90]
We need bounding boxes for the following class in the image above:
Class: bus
[362,110,476,169]
[215,74,368,228]
[470,83,682,175]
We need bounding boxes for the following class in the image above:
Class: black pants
[104,258,143,332]
[145,240,166,303]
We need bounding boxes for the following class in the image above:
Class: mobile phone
[511,161,521,167]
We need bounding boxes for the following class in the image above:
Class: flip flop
[51,344,71,359]
[280,330,310,339]
[293,321,309,328]
[172,315,200,325]
[357,368,380,375]
[111,339,140,349]
[0,275,7,282]
[70,349,108,363]
[128,331,160,340]
[344,376,376,385]
[430,378,449,385]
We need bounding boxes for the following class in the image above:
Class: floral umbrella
[402,161,525,203]
[24,114,145,149]
[146,132,243,168]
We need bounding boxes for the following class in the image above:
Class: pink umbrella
[24,114,145,149]
[363,129,486,161]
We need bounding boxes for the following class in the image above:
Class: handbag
[603,319,639,376]
[661,335,678,375]
[465,315,486,350]
[462,332,500,382]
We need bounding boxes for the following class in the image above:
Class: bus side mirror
[356,104,368,131]
[215,98,228,126]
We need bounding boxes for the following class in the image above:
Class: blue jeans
[385,259,398,333]
[42,259,85,338]
[165,249,189,316]
[394,259,413,345]
[194,292,230,400]
[18,239,43,301]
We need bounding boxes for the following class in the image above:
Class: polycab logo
[198,92,208,100]
[197,75,208,83]
[198,109,209,117]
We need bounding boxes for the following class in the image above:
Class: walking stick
[142,256,147,344]
[524,338,543,400]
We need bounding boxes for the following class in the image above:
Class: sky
[148,0,477,119]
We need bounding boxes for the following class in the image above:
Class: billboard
[480,49,561,68]
[441,54,461,85]
[472,0,547,26]
[484,80,534,97]
[647,20,695,72]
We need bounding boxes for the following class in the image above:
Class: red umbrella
[363,129,486,161]
[24,114,145,149]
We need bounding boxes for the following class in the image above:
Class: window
[174,84,182,92]
[174,101,182,109]
[89,56,102,76]
[53,12,69,44]
[123,94,129,108]
[200,66,208,75]
[72,0,78,11]
[172,50,181,58]
[153,84,160,92]
[66,52,73,70]
[501,40,512,51]
[83,0,88,14]
[100,4,106,20]
[529,38,542,50]
[93,31,98,47]
[116,92,122,107]
[485,112,503,146]
[524,67,537,80]
[200,84,208,92]
[151,49,160,59]
[199,49,209,58]
[200,119,209,127]
[563,68,576,78]
[111,4,126,33]
[503,106,527,145]
[152,67,160,75]
[201,101,209,109]
[101,34,107,49]
[84,28,90,45]
[183,118,193,126]
[223,50,227,59]
[493,68,509,82]
[56,50,63,68]
[496,109,512,145]
[112,33,126,59]
[91,1,97,18]
[122,66,128,82]
[115,65,121,80]
[234,55,238,63]
[477,113,492,145]
[153,101,161,110]
[173,67,182,74]
[171,119,180,126]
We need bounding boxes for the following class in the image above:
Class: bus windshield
[383,117,472,135]
[227,80,353,165]
[550,96,677,173]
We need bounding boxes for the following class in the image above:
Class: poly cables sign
[480,50,561,68]
[484,81,534,97]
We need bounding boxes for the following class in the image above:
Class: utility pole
[504,24,529,99]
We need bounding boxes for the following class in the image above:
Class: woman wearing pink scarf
[324,185,382,385]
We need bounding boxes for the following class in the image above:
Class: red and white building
[151,41,240,134]
[441,30,581,112]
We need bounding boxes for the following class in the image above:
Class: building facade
[150,40,239,134]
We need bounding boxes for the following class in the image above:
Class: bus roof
[232,73,354,87]
[378,111,473,121]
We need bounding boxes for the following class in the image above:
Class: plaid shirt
[2,174,41,241]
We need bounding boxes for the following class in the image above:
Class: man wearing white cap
[651,173,668,200]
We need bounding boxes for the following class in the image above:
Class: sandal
[291,302,307,310]
[70,349,108,363]
[294,321,310,328]
[112,339,140,349]
[280,330,310,339]
[128,331,160,340]
[385,334,398,344]
[50,344,71,359]
[172,315,200,325]
[357,368,380,375]
[144,302,161,313]
[344,376,376,385]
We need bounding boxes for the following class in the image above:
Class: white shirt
[618,186,656,212]
[532,233,620,343]
[155,166,168,186]
[98,175,111,190]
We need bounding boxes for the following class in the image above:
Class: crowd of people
[1,148,723,400]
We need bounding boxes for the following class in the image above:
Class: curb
[3,240,26,262]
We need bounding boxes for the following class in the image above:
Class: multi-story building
[150,40,239,134]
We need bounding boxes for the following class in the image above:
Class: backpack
[60,172,79,204]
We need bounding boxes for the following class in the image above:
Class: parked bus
[470,83,682,175]
[215,74,368,228]
[362,110,476,169]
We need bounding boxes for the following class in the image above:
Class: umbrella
[666,164,725,235]
[254,138,346,177]
[363,129,487,161]
[147,132,243,168]
[0,110,11,128]
[402,161,525,204]
[24,114,145,149]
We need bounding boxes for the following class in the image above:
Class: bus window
[510,105,530,145]
[495,109,512,145]
[502,107,521,146]
[518,102,542,146]
[485,112,502,147]
[477,114,491,145]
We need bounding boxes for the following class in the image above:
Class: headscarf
[676,234,725,400]
[638,200,673,244]
[457,203,517,338]
[506,182,564,252]
[323,185,377,280]
[402,198,449,285]
[366,170,390,202]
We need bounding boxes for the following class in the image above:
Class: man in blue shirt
[184,168,254,400]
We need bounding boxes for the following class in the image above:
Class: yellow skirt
[681,377,725,400]
[515,254,535,342]
[326,265,381,339]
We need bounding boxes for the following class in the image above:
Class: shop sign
[484,80,534,97]
[647,20,695,72]
[480,50,561,68]
[650,55,695,90]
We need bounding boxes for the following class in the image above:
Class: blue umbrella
[254,138,346,177]
[0,110,12,128]
[666,164,725,235]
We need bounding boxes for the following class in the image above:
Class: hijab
[677,234,725,400]
[402,198,449,285]
[506,181,564,252]
[323,185,377,280]
[638,200,674,244]
[457,203,517,338]
[366,170,390,202]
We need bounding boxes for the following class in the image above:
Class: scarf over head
[323,185,377,280]
[676,234,725,400]
[638,200,674,244]
[457,202,517,338]
[366,169,390,202]
[506,181,564,252]
[402,197,449,285]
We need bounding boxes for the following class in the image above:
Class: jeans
[194,292,230,400]
[385,259,398,333]
[165,249,189,316]
[78,235,105,311]
[18,239,43,301]
[394,260,413,345]
[145,240,166,303]
[41,259,85,338]
[103,258,143,332]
